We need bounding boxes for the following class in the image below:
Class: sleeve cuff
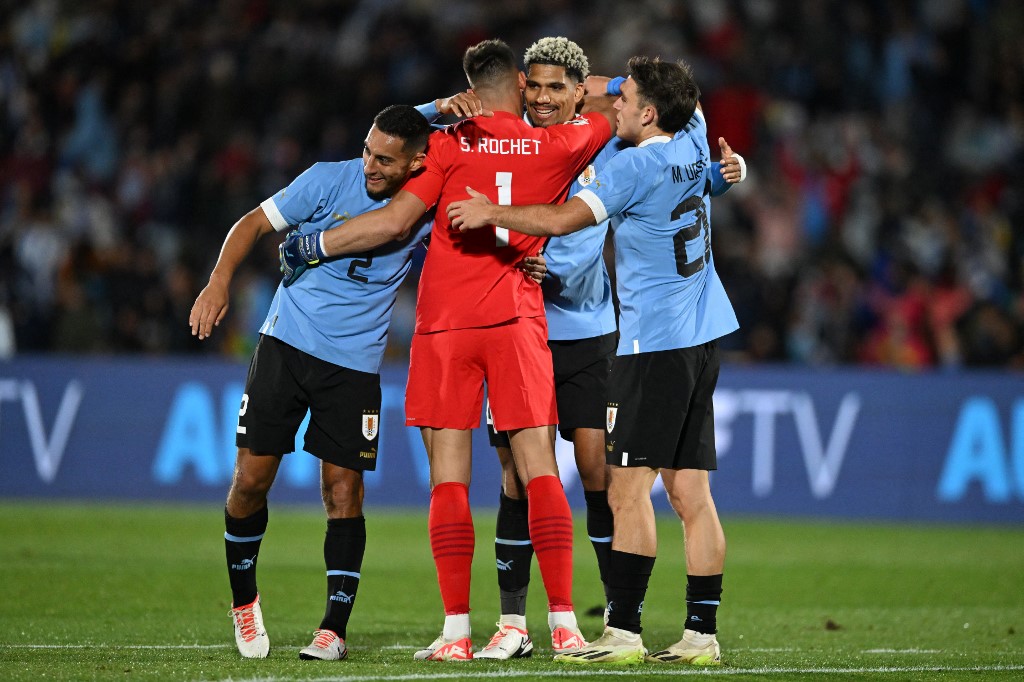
[733,153,747,182]
[260,197,290,232]
[606,76,626,96]
[574,189,608,224]
[415,100,441,122]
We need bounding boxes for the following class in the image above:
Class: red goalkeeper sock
[429,482,474,615]
[526,475,574,612]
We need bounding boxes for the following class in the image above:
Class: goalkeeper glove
[279,229,326,287]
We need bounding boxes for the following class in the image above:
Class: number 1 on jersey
[495,171,511,247]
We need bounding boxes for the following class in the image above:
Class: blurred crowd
[1,0,1022,368]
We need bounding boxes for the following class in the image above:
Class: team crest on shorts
[361,410,379,440]
[606,403,618,433]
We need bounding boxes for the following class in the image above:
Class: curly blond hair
[523,36,589,83]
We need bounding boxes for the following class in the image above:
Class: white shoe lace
[310,629,337,649]
[482,624,519,650]
[231,605,259,642]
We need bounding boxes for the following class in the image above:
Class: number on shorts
[237,394,249,435]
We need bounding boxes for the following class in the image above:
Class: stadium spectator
[0,0,1020,368]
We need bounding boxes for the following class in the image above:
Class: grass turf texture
[1,501,1022,681]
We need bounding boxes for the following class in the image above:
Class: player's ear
[518,71,526,91]
[573,80,585,106]
[408,151,426,172]
[641,104,657,128]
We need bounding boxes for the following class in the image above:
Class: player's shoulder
[424,124,460,150]
[304,159,361,180]
[283,160,359,197]
[563,113,596,127]
[545,113,600,136]
[679,107,708,137]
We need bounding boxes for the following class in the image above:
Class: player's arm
[279,190,429,286]
[580,94,618,137]
[418,91,492,120]
[189,206,275,340]
[448,188,597,237]
[323,190,427,253]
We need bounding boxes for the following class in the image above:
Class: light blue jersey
[542,137,628,340]
[574,110,739,355]
[543,117,732,342]
[259,160,431,373]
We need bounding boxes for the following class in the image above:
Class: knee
[666,487,709,525]
[576,455,607,491]
[229,466,274,502]
[608,488,640,517]
[323,471,364,517]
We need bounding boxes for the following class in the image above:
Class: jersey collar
[639,135,673,147]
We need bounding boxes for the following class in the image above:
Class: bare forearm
[487,197,595,237]
[321,212,405,257]
[482,204,563,236]
[321,191,427,257]
[210,208,273,283]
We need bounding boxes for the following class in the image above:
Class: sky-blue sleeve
[576,149,646,222]
[272,163,337,225]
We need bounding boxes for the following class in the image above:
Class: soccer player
[450,56,737,665]
[477,39,745,661]
[189,100,513,662]
[279,39,616,661]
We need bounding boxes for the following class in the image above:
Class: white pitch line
[864,648,942,654]
[203,665,1024,682]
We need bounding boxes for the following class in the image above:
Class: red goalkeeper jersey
[402,111,611,333]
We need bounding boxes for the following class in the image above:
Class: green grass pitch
[1,500,1022,681]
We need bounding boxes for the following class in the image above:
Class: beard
[365,179,392,202]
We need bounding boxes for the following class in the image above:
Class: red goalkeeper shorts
[405,316,557,431]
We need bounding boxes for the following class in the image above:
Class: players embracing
[258,36,744,667]
[451,54,741,666]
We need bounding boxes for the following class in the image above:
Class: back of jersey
[403,111,610,333]
[604,121,738,355]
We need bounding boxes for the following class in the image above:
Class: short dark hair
[373,104,430,153]
[462,39,518,90]
[627,56,700,134]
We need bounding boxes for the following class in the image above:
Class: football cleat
[412,634,473,661]
[550,625,588,654]
[230,594,269,659]
[554,626,645,664]
[646,629,722,665]
[299,628,347,661]
[475,623,533,660]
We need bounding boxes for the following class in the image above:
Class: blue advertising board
[1,357,1021,523]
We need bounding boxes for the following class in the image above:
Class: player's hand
[279,229,324,287]
[718,137,747,184]
[189,275,230,340]
[584,75,612,96]
[518,253,547,284]
[438,91,493,118]
[448,187,494,231]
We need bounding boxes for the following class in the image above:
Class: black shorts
[236,335,382,471]
[487,332,615,447]
[605,341,719,471]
